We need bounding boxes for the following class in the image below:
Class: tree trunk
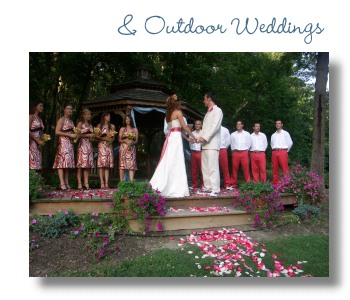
[310,52,329,177]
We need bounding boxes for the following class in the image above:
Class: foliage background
[29,52,329,173]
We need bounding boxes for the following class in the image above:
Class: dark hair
[63,103,73,109]
[30,101,43,114]
[166,94,181,123]
[99,112,111,131]
[275,119,283,124]
[124,114,135,128]
[236,119,244,125]
[205,91,216,102]
[253,122,261,126]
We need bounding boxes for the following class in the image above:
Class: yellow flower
[40,134,51,148]
[124,132,136,140]
[107,130,118,138]
[73,127,81,143]
[90,127,102,141]
[93,127,102,136]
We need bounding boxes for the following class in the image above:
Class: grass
[59,233,329,277]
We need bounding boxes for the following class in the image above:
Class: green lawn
[60,233,329,277]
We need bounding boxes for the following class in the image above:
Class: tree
[310,52,329,178]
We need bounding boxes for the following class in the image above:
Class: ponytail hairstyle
[165,94,181,123]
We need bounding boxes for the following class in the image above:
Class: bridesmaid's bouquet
[40,134,51,148]
[73,127,81,143]
[90,127,102,141]
[106,130,118,146]
[124,132,136,149]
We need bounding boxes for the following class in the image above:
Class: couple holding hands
[150,92,222,198]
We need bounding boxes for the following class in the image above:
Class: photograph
[29,52,329,278]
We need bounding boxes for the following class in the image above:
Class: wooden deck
[30,188,296,233]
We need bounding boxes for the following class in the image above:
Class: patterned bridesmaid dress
[97,125,114,168]
[119,128,137,171]
[53,118,75,169]
[29,115,44,170]
[76,123,94,169]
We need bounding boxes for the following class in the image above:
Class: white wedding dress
[150,119,190,197]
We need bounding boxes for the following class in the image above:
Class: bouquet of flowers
[39,134,51,148]
[106,130,118,146]
[73,127,81,143]
[90,127,102,141]
[124,132,136,149]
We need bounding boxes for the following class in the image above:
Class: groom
[197,92,223,197]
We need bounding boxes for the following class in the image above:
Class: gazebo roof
[83,69,204,122]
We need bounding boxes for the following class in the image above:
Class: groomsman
[188,120,203,189]
[271,119,293,187]
[230,120,252,188]
[219,126,234,190]
[249,122,268,182]
[197,92,223,197]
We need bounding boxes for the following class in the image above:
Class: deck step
[29,189,296,232]
[127,208,255,232]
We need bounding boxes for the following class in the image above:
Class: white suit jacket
[201,105,223,150]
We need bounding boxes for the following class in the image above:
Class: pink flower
[31,218,37,224]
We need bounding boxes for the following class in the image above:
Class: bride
[150,94,197,197]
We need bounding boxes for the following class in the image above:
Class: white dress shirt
[271,129,293,152]
[220,126,231,149]
[230,130,252,150]
[190,130,202,151]
[250,132,268,151]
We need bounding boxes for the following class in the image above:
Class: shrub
[113,181,167,233]
[30,209,79,238]
[278,162,328,205]
[292,203,320,221]
[232,181,284,229]
[29,170,44,201]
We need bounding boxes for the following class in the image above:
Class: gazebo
[82,68,204,178]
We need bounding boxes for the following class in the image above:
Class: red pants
[271,149,289,186]
[250,152,267,182]
[231,150,250,187]
[191,151,203,188]
[219,148,232,188]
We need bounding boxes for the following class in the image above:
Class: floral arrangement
[41,133,51,145]
[232,181,284,229]
[90,127,102,141]
[73,127,81,143]
[106,130,118,146]
[123,132,136,149]
[113,181,167,234]
[278,162,328,206]
[124,132,136,140]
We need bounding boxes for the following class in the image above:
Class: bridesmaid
[118,114,138,182]
[52,103,77,190]
[96,112,116,189]
[29,101,45,171]
[75,109,94,190]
